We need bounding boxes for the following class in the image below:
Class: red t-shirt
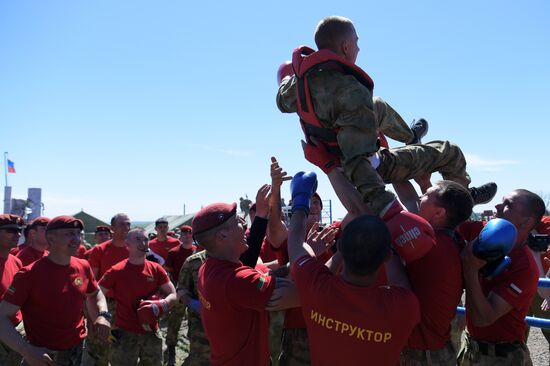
[457,220,486,242]
[86,240,129,278]
[406,231,464,350]
[16,246,49,267]
[259,238,278,263]
[198,257,275,366]
[0,254,23,324]
[74,245,87,259]
[467,245,538,342]
[165,245,195,282]
[149,237,180,261]
[99,259,170,333]
[9,243,26,256]
[293,255,420,366]
[3,257,98,350]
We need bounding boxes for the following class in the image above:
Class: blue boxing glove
[473,218,517,278]
[290,171,318,216]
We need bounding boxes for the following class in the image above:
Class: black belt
[474,339,523,358]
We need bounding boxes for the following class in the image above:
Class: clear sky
[1,0,549,223]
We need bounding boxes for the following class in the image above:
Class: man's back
[292,255,419,366]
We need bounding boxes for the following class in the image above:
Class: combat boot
[469,182,498,205]
[407,118,429,145]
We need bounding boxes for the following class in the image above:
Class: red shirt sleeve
[155,264,171,287]
[2,268,32,307]
[291,254,332,297]
[491,258,538,310]
[226,267,275,311]
[98,266,116,290]
[84,261,99,294]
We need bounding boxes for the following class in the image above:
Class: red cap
[95,225,112,233]
[0,214,24,230]
[29,216,50,229]
[46,216,84,232]
[192,203,237,235]
[179,225,192,233]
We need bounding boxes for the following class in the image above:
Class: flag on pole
[7,160,15,173]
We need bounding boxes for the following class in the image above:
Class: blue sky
[1,1,549,223]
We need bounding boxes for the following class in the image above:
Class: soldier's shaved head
[314,16,356,52]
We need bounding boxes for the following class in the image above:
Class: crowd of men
[0,14,549,366]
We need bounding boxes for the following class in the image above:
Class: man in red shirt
[194,202,298,366]
[84,213,130,366]
[164,224,195,366]
[149,218,180,262]
[99,227,176,365]
[459,189,545,365]
[94,225,112,245]
[287,171,420,366]
[16,216,50,266]
[0,214,25,366]
[0,215,111,366]
[400,180,474,364]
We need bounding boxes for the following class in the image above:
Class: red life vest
[292,46,376,155]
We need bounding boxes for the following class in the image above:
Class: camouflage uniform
[165,302,187,348]
[177,250,210,366]
[457,334,532,365]
[0,321,24,366]
[22,341,83,366]
[82,297,116,366]
[277,70,471,214]
[278,328,311,366]
[109,329,162,366]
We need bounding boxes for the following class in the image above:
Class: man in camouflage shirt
[277,16,496,214]
[176,250,210,365]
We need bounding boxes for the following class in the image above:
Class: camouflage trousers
[457,334,532,366]
[372,96,415,144]
[278,328,310,366]
[400,341,457,366]
[22,341,83,366]
[182,314,210,366]
[166,302,187,347]
[109,329,162,366]
[82,297,116,366]
[269,311,285,365]
[0,322,24,366]
[345,140,471,215]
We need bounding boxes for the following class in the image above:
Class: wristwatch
[98,311,113,321]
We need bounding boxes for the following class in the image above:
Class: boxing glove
[137,299,169,331]
[382,200,436,263]
[277,60,294,85]
[290,171,318,216]
[473,218,517,278]
[302,140,341,174]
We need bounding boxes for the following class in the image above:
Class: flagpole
[3,152,7,188]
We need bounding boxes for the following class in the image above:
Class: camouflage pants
[0,322,24,366]
[346,139,471,215]
[269,311,285,365]
[182,314,210,366]
[109,329,162,366]
[82,298,117,366]
[457,334,532,366]
[373,96,414,144]
[166,302,187,347]
[22,341,83,366]
[400,342,457,366]
[278,328,310,366]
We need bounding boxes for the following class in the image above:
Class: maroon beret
[179,225,192,233]
[0,214,24,230]
[29,216,50,229]
[95,225,112,233]
[46,216,84,232]
[192,202,237,235]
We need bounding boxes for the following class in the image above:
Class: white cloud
[465,153,518,172]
